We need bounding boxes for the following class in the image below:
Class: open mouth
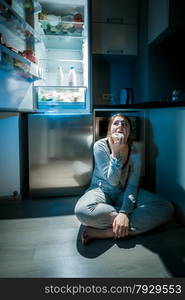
[117,131,124,134]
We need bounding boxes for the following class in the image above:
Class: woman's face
[110,116,131,141]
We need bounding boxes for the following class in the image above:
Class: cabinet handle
[107,50,124,54]
[107,17,124,24]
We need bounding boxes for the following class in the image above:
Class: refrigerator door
[28,113,93,197]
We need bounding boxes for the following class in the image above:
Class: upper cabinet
[92,23,137,55]
[91,0,138,56]
[92,0,137,24]
[148,0,185,45]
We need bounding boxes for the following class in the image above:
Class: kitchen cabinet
[92,23,137,55]
[148,0,185,45]
[148,107,185,224]
[0,112,27,201]
[91,0,137,56]
[92,0,137,24]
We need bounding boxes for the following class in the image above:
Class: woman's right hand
[108,135,125,158]
[112,212,130,238]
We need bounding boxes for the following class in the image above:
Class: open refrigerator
[28,0,93,197]
[33,0,90,113]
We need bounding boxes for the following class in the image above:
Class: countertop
[93,101,185,109]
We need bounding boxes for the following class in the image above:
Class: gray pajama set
[75,138,174,235]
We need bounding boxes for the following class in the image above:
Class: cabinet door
[92,0,137,25]
[0,113,21,199]
[148,0,185,44]
[148,0,169,44]
[92,23,137,55]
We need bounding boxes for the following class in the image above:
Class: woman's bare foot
[81,230,90,245]
[81,226,114,245]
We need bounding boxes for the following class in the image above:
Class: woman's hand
[108,135,126,158]
[112,213,130,238]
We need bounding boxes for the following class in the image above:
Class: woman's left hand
[112,213,130,238]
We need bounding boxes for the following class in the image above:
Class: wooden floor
[0,197,185,278]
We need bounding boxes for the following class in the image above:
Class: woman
[75,114,174,244]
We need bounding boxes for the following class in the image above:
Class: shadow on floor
[76,222,185,277]
[0,196,79,219]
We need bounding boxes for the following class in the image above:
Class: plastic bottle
[56,66,64,86]
[67,66,77,86]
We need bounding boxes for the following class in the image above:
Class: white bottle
[67,66,77,86]
[56,66,64,86]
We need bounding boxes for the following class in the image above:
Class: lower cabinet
[0,113,21,201]
[0,112,28,201]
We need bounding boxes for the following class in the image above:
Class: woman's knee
[74,195,90,221]
[75,188,104,218]
[74,191,100,225]
[129,199,174,235]
[74,193,117,228]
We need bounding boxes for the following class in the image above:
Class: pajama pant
[75,187,174,235]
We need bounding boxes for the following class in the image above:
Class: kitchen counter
[93,101,185,109]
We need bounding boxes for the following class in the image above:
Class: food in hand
[112,133,124,140]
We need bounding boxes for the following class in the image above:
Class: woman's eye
[113,121,128,127]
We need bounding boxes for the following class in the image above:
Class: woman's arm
[118,149,141,214]
[94,140,124,186]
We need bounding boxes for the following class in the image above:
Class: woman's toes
[81,232,90,245]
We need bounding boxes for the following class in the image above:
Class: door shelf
[0,0,40,43]
[0,44,42,80]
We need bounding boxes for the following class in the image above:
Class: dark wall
[149,30,185,102]
[133,0,149,103]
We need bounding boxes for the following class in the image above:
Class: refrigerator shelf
[41,34,84,50]
[38,58,83,73]
[0,44,42,80]
[0,0,40,43]
[39,19,84,37]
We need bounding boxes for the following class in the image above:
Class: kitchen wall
[110,61,134,104]
[148,31,185,102]
[92,58,134,105]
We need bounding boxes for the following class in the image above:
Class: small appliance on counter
[172,89,185,102]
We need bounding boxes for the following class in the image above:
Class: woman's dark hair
[107,113,133,144]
